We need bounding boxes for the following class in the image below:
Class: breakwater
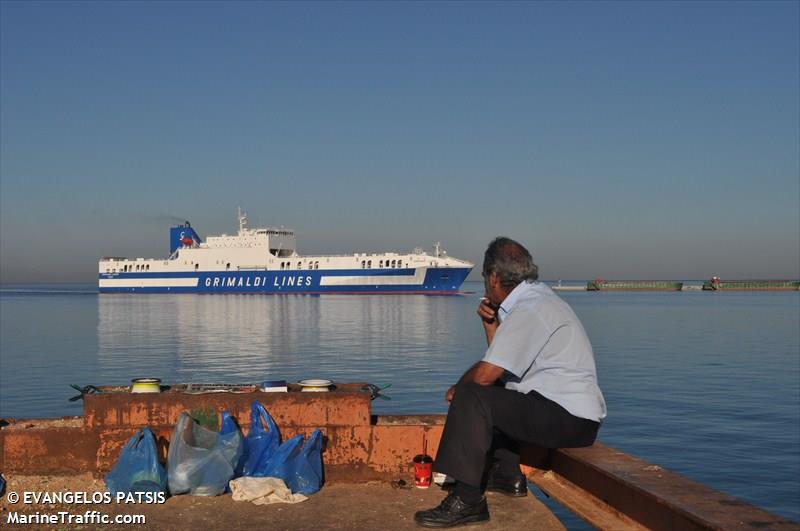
[551,278,800,292]
[702,277,800,291]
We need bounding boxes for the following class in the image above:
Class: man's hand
[445,385,455,404]
[477,297,497,323]
[478,298,500,345]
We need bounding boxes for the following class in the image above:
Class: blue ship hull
[98,267,472,294]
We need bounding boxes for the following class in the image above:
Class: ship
[702,276,800,291]
[98,210,473,294]
[587,279,684,291]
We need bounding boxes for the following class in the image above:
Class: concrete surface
[0,474,566,530]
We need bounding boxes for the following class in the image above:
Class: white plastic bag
[167,411,243,496]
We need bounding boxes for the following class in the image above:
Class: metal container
[131,378,161,393]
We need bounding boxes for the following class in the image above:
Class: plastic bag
[167,411,243,496]
[261,430,324,495]
[220,410,246,480]
[289,429,324,495]
[260,434,304,485]
[242,401,281,477]
[0,473,5,497]
[105,428,167,496]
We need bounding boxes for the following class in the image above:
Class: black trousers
[433,382,600,488]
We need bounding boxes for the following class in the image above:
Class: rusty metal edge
[543,444,800,531]
[528,469,649,531]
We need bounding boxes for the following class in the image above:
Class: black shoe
[414,492,490,528]
[486,463,527,497]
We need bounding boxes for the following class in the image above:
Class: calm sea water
[1,282,798,524]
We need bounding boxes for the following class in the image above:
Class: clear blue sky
[1,1,798,282]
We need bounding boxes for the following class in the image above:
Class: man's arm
[445,360,505,403]
[443,298,506,403]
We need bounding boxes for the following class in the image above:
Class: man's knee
[452,381,485,405]
[451,383,502,420]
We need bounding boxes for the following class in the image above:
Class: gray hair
[483,237,539,288]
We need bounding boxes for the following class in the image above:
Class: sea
[1,281,798,528]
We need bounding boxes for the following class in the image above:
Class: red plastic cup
[413,454,434,489]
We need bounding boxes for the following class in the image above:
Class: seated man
[415,237,606,528]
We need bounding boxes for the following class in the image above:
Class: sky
[1,0,798,283]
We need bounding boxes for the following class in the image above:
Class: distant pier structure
[547,277,800,292]
[550,280,586,292]
[587,279,683,291]
[702,276,800,291]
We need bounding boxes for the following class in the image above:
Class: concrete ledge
[0,419,99,476]
[83,384,371,429]
[1,417,444,482]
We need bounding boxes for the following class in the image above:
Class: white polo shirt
[482,281,607,423]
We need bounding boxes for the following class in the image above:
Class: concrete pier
[0,474,565,530]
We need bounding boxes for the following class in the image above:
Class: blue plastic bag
[260,430,324,495]
[105,428,167,496]
[289,429,324,495]
[0,473,6,497]
[167,411,243,496]
[261,434,304,485]
[219,411,245,483]
[242,401,281,477]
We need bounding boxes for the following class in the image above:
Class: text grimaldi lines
[204,274,314,288]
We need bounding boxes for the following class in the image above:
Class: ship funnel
[169,222,202,254]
